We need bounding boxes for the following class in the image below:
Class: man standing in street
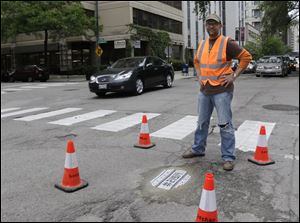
[182,14,252,171]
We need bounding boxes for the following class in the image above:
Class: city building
[1,1,184,73]
[182,1,253,63]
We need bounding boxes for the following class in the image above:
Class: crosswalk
[1,106,197,140]
[1,83,80,94]
[2,106,299,161]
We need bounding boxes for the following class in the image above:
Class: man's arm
[221,49,252,87]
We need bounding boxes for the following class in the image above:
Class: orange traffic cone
[55,140,88,192]
[248,125,275,165]
[134,115,155,149]
[195,173,218,222]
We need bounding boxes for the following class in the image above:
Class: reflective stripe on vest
[196,35,233,86]
[198,36,229,68]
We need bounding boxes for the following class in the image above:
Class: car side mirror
[146,63,153,68]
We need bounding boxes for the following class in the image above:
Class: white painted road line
[151,115,198,140]
[14,108,82,121]
[1,108,49,119]
[48,110,116,126]
[19,86,47,89]
[2,88,31,92]
[235,120,276,152]
[92,113,160,132]
[1,108,21,113]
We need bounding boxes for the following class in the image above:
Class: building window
[133,8,182,34]
[84,9,94,17]
[160,1,182,10]
[253,22,261,30]
[252,9,261,18]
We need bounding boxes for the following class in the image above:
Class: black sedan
[10,65,49,82]
[89,56,174,96]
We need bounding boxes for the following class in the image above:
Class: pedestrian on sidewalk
[182,14,252,171]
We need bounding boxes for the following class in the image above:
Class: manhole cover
[263,104,299,111]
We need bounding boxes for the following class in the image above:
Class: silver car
[256,56,288,77]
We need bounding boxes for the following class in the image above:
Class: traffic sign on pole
[95,45,103,57]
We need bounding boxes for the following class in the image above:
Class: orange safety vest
[196,35,233,86]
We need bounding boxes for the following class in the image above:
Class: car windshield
[111,58,145,68]
[259,57,281,63]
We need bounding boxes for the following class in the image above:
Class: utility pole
[95,1,101,68]
[238,1,241,46]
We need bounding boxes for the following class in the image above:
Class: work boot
[223,161,234,171]
[182,151,205,159]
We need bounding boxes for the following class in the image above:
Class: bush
[170,59,184,71]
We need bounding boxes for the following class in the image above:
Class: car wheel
[134,77,144,95]
[163,74,173,88]
[256,74,260,77]
[96,92,106,97]
[27,76,34,82]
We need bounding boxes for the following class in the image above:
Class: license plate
[98,84,107,89]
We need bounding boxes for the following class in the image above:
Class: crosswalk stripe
[234,120,276,152]
[1,108,48,119]
[1,108,21,113]
[14,108,82,121]
[92,113,160,132]
[151,115,198,140]
[2,88,31,92]
[19,86,47,89]
[48,109,116,126]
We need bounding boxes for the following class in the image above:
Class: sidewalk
[48,68,197,82]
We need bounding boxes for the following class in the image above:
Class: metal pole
[95,1,101,69]
[238,1,241,46]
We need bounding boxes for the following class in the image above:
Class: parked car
[10,65,49,82]
[231,59,239,71]
[289,57,297,71]
[256,56,288,77]
[295,57,299,72]
[245,60,257,73]
[88,56,174,96]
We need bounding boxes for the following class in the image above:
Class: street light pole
[95,1,101,68]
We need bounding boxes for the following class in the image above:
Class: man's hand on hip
[220,74,234,87]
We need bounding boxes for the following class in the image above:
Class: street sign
[134,40,141,49]
[98,38,107,44]
[95,45,103,57]
[114,40,126,49]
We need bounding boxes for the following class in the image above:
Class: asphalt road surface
[1,72,299,222]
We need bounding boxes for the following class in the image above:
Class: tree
[194,1,210,38]
[260,1,299,44]
[1,1,98,69]
[244,36,291,60]
[128,24,171,59]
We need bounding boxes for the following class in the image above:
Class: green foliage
[128,24,171,59]
[170,59,184,71]
[261,36,292,55]
[194,1,211,19]
[245,36,291,60]
[260,1,298,42]
[244,41,263,61]
[1,1,98,42]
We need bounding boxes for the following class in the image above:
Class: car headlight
[90,75,96,83]
[274,66,281,69]
[257,66,263,69]
[114,71,133,80]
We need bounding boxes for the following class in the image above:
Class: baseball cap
[206,14,221,23]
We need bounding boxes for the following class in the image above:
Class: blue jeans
[192,91,236,161]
